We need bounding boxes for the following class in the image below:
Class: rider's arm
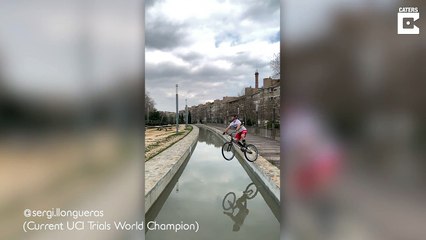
[224,125,230,134]
[235,123,241,132]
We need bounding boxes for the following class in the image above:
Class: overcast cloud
[146,0,280,112]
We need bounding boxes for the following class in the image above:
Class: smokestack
[255,70,259,89]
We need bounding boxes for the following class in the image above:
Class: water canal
[145,127,280,240]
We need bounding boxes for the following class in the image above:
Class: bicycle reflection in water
[222,182,259,231]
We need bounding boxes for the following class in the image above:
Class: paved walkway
[207,124,281,167]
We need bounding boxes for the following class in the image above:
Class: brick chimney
[255,70,259,89]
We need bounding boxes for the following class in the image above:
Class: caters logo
[398,7,420,34]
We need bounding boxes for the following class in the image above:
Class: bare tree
[237,87,245,97]
[145,91,156,113]
[243,95,256,126]
[270,52,280,78]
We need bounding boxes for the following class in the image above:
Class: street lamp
[176,84,179,133]
[255,103,259,126]
[185,99,188,128]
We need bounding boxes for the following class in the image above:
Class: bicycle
[222,183,259,211]
[221,132,259,162]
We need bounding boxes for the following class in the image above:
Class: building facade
[188,72,280,127]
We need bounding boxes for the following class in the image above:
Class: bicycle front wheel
[244,144,258,162]
[222,142,235,160]
[244,183,259,199]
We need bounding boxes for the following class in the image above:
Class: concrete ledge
[145,125,199,213]
[199,124,280,204]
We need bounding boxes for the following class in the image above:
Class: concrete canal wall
[145,125,199,213]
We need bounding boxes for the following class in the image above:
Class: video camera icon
[403,17,416,29]
[398,12,420,34]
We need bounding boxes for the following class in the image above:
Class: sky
[0,0,399,108]
[145,0,280,112]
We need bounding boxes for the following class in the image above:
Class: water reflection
[222,182,259,232]
[146,127,280,240]
[197,127,223,148]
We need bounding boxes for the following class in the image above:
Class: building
[188,71,280,127]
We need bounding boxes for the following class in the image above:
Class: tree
[243,95,256,126]
[147,109,161,125]
[238,87,246,97]
[168,114,174,124]
[145,91,157,124]
[145,91,155,115]
[179,113,184,124]
[188,111,192,124]
[270,52,280,78]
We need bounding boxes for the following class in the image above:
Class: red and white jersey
[228,119,247,133]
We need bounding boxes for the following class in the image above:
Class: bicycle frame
[227,133,247,151]
[227,132,238,144]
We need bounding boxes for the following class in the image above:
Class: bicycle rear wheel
[244,144,258,162]
[222,192,236,210]
[221,142,235,160]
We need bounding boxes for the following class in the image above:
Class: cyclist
[223,193,249,232]
[223,114,248,148]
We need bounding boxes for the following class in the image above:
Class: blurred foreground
[0,1,143,239]
[283,0,426,239]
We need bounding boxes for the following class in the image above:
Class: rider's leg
[241,132,247,146]
[235,132,242,146]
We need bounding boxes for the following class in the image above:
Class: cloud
[145,18,191,50]
[146,0,280,111]
[175,51,204,64]
[240,0,280,23]
[215,31,241,48]
[145,0,164,9]
[146,61,190,83]
[269,31,280,43]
